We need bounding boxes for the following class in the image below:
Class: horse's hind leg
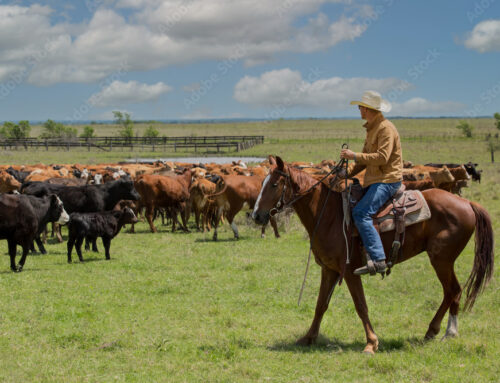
[425,258,462,340]
[297,267,340,346]
[443,270,461,339]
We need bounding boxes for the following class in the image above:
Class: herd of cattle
[0,159,482,272]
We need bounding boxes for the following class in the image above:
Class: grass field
[0,118,499,382]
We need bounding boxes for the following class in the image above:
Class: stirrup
[366,259,377,276]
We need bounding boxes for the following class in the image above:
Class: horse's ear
[276,156,285,171]
[268,155,276,166]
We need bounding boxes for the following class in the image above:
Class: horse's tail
[463,202,494,311]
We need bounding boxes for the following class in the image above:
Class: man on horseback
[340,90,403,275]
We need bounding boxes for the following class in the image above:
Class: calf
[0,194,69,271]
[67,207,138,263]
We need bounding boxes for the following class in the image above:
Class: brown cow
[189,178,222,232]
[210,175,280,241]
[0,170,21,193]
[134,169,192,233]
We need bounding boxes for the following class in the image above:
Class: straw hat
[350,90,392,113]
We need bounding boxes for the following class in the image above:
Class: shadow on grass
[194,237,243,243]
[268,334,424,353]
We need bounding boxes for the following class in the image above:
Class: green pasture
[0,118,498,382]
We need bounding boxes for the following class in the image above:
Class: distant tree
[486,136,500,163]
[0,120,31,139]
[143,125,159,138]
[16,120,31,138]
[41,119,77,139]
[494,113,500,131]
[456,120,474,138]
[113,111,134,138]
[80,125,95,138]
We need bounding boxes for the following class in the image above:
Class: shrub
[41,119,77,139]
[0,120,31,139]
[80,126,95,138]
[456,120,474,138]
[143,125,159,138]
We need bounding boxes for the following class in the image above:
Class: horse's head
[252,155,290,225]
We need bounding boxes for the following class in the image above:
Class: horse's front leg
[344,271,379,354]
[297,267,340,345]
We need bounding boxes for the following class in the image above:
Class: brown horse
[252,156,494,354]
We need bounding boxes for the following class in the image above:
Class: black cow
[6,167,30,183]
[464,162,482,183]
[67,207,138,263]
[0,194,69,271]
[21,178,140,212]
[22,178,140,248]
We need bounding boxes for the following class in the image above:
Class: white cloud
[89,80,172,107]
[390,98,466,116]
[464,19,500,53]
[0,1,370,86]
[234,68,408,110]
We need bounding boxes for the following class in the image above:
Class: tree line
[0,111,159,140]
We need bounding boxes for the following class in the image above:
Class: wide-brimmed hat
[350,90,392,113]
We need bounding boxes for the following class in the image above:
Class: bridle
[269,158,347,218]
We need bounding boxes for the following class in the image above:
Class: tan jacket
[349,113,403,187]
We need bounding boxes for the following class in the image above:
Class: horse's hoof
[296,335,316,346]
[424,331,437,341]
[363,349,375,355]
[441,332,458,341]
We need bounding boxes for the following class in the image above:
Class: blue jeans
[352,182,402,262]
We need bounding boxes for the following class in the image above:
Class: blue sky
[0,0,499,121]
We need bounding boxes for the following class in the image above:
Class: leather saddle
[344,180,431,274]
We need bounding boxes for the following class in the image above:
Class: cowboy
[340,90,403,275]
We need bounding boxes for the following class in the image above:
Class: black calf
[67,207,138,263]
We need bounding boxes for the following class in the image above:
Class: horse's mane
[287,166,324,193]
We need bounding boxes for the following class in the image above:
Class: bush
[40,119,77,139]
[456,120,474,138]
[0,120,31,139]
[143,125,159,138]
[80,126,95,138]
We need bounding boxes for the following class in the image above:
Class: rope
[298,184,332,306]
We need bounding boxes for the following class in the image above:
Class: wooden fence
[0,135,264,153]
